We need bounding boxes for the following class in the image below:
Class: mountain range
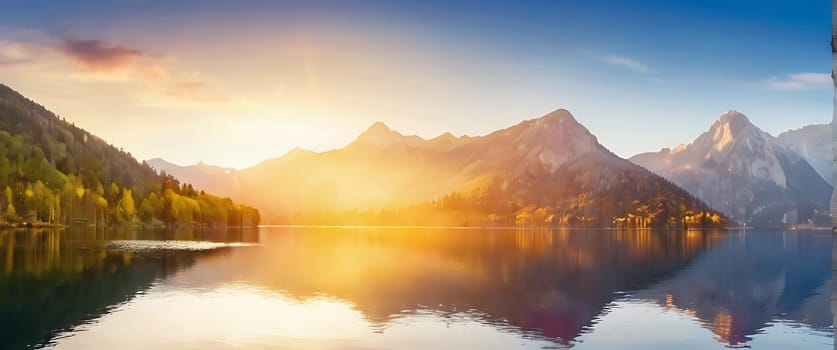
[150,109,723,227]
[154,109,832,228]
[630,111,831,227]
[146,159,240,198]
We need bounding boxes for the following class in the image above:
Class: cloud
[60,38,143,72]
[764,72,831,91]
[0,31,235,109]
[0,28,57,66]
[0,40,34,65]
[580,49,655,74]
[56,38,232,106]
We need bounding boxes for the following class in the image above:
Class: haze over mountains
[146,158,240,199]
[775,122,832,185]
[154,108,832,228]
[630,111,831,227]
[151,109,722,227]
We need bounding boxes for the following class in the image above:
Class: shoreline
[257,224,796,231]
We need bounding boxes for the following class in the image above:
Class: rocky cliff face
[631,111,832,227]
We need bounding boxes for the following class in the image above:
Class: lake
[0,226,832,349]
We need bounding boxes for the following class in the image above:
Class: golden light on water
[0,227,831,349]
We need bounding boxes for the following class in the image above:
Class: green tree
[22,146,45,182]
[32,180,52,221]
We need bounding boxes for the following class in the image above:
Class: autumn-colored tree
[118,188,135,222]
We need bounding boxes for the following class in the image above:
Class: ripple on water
[103,240,259,252]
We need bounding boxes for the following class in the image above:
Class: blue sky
[0,0,830,167]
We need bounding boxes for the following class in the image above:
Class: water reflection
[0,226,832,349]
[221,228,723,344]
[636,231,833,347]
[0,226,258,349]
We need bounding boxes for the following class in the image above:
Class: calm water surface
[0,227,832,349]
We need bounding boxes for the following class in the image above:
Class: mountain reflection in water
[0,226,831,349]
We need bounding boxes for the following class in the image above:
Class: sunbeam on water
[0,226,832,350]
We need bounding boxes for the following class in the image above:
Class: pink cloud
[60,38,143,72]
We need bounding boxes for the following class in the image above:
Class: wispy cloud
[599,54,653,73]
[54,37,232,106]
[0,28,55,67]
[60,38,143,73]
[0,31,236,108]
[764,72,830,91]
[580,49,655,74]
[0,40,35,65]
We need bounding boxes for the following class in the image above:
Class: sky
[0,0,831,168]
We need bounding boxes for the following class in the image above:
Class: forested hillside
[0,84,259,227]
